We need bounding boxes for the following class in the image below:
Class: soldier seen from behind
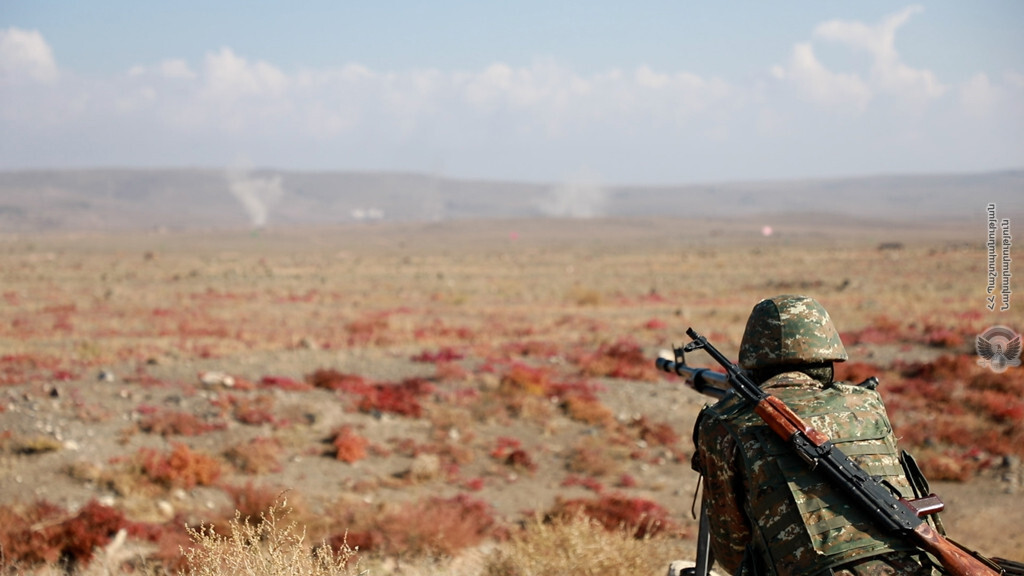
[693,295,939,575]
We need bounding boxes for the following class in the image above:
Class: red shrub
[306,369,371,393]
[139,409,225,436]
[381,495,497,556]
[834,361,882,385]
[567,438,622,477]
[842,315,904,346]
[0,500,67,567]
[346,314,391,346]
[128,517,193,573]
[617,473,638,488]
[561,474,605,493]
[260,375,313,392]
[331,426,369,463]
[413,319,477,343]
[546,379,601,403]
[224,482,286,522]
[355,378,435,418]
[498,363,552,397]
[574,338,656,380]
[505,449,537,472]
[896,354,976,382]
[970,365,1024,394]
[0,500,126,569]
[233,395,278,426]
[139,443,222,489]
[0,353,62,386]
[411,347,464,363]
[628,416,680,447]
[52,369,77,381]
[562,395,615,427]
[917,451,976,482]
[324,494,497,558]
[213,393,279,426]
[548,494,674,538]
[434,361,470,381]
[884,353,1024,477]
[224,436,284,474]
[923,326,965,349]
[490,436,522,460]
[53,500,126,566]
[643,318,668,330]
[966,389,1024,423]
[501,340,562,359]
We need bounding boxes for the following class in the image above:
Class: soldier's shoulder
[762,371,820,390]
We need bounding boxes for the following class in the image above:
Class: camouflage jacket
[694,372,934,576]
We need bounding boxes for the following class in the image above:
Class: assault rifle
[659,328,1001,576]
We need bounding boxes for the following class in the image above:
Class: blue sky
[2,1,1022,184]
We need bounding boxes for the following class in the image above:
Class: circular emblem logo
[976,325,1022,373]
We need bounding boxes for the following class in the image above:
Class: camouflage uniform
[693,296,935,576]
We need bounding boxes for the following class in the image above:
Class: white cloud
[159,59,196,80]
[1004,71,1024,91]
[960,73,998,118]
[813,5,923,58]
[203,47,288,100]
[127,58,195,80]
[0,24,1019,183]
[814,5,945,102]
[785,43,872,112]
[959,71,1024,120]
[776,6,945,112]
[0,27,58,83]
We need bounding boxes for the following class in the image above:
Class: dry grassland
[0,217,1020,574]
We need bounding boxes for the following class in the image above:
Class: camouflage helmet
[739,295,848,370]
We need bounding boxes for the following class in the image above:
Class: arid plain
[1,217,1021,574]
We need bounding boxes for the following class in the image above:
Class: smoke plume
[225,167,284,228]
[538,170,608,218]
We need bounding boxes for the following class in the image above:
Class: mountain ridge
[2,168,1021,233]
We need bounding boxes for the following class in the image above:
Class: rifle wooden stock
[680,328,999,576]
[913,523,999,576]
[754,395,830,446]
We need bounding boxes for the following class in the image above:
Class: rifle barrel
[655,358,730,399]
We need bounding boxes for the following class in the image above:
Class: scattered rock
[408,453,441,481]
[157,500,175,518]
[199,371,235,388]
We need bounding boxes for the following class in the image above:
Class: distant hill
[1,168,1021,233]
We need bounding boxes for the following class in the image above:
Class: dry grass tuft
[181,499,361,576]
[482,514,680,576]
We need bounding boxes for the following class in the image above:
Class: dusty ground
[0,217,1021,571]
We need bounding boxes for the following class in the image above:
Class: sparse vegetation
[1,222,1020,571]
[483,514,683,576]
[138,442,222,490]
[0,500,126,571]
[181,499,360,576]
